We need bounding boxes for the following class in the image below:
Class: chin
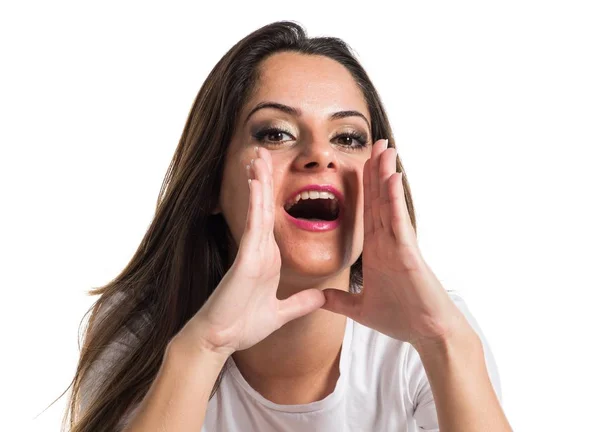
[279,253,348,282]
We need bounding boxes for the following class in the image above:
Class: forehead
[245,52,370,121]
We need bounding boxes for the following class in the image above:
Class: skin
[213,51,373,403]
[198,53,511,431]
[131,49,511,431]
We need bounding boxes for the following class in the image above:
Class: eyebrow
[243,101,371,129]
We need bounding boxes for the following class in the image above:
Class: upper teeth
[284,190,338,210]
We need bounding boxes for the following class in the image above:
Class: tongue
[287,198,337,221]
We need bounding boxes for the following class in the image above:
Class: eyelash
[252,127,369,150]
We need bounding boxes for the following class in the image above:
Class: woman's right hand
[174,146,326,358]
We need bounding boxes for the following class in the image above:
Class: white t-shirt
[83,291,502,431]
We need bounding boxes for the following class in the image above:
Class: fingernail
[254,146,259,156]
[384,138,389,147]
[245,164,250,175]
[250,158,254,166]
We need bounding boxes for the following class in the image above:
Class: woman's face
[217,52,373,287]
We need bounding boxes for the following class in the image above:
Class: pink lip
[283,184,344,232]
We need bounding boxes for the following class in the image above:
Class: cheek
[354,187,365,236]
[340,162,366,248]
[271,170,285,201]
[357,170,365,204]
[347,161,367,214]
[353,164,368,237]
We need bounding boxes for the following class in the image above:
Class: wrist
[413,319,481,360]
[169,328,234,365]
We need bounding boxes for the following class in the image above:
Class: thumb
[321,288,362,320]
[277,289,326,325]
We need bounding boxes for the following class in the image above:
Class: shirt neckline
[225,316,354,413]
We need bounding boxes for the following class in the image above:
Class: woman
[63,21,511,431]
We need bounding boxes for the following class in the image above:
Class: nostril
[303,161,336,169]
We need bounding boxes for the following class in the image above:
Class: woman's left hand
[321,139,475,351]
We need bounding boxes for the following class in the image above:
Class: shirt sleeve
[406,291,503,431]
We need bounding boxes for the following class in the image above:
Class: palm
[189,147,325,355]
[321,139,462,346]
[360,223,425,342]
[357,155,426,342]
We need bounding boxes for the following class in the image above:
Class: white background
[1,1,598,431]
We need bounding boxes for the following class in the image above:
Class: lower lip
[284,209,342,232]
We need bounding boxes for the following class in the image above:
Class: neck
[231,270,351,400]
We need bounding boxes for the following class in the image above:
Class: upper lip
[284,184,344,207]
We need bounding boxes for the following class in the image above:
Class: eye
[333,131,368,150]
[252,127,294,144]
[252,127,369,150]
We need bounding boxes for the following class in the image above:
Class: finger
[277,288,326,325]
[253,147,274,246]
[370,139,387,230]
[378,147,397,233]
[262,149,275,224]
[259,145,273,175]
[256,146,274,195]
[238,162,263,259]
[363,158,374,237]
[320,288,363,322]
[388,171,415,243]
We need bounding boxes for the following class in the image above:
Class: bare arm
[124,147,326,431]
[123,335,229,432]
[415,327,512,432]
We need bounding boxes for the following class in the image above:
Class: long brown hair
[53,20,418,431]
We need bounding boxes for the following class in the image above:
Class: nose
[292,136,339,173]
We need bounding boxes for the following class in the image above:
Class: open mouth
[283,191,341,221]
